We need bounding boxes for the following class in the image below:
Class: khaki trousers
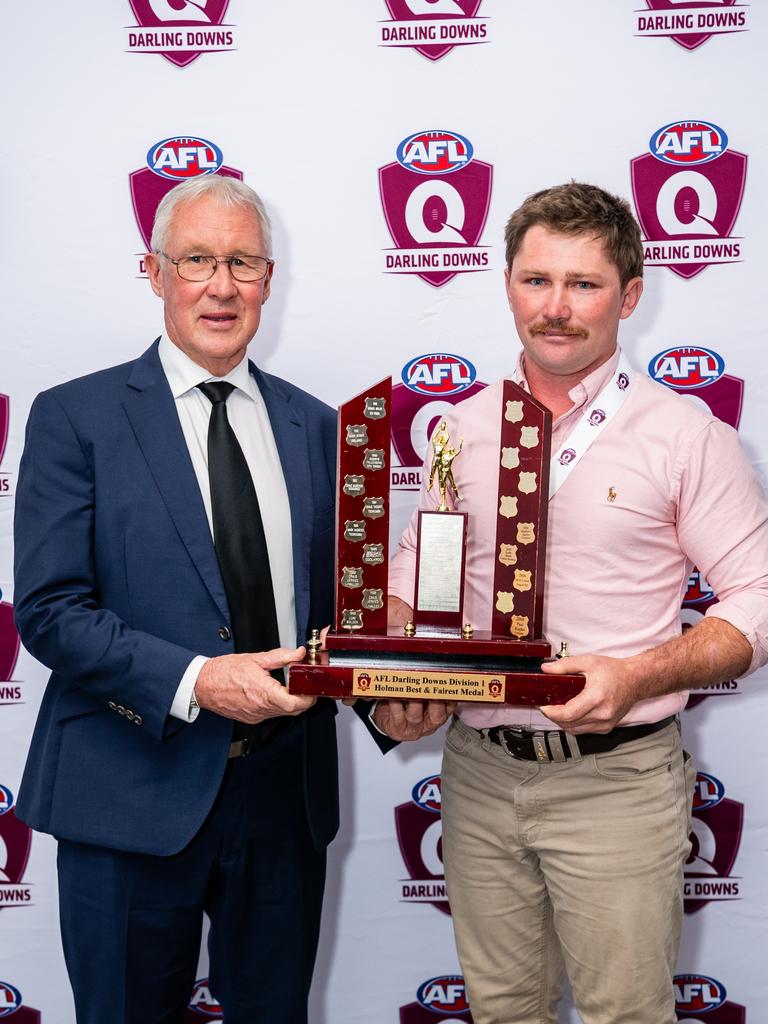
[441,716,695,1024]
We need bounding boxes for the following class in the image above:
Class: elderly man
[13,174,389,1023]
[383,182,768,1023]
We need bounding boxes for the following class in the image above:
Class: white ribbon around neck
[548,352,634,499]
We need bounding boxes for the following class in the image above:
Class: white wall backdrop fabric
[1,2,765,1021]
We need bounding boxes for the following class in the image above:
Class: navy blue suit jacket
[13,340,358,856]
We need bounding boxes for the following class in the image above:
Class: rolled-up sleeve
[677,418,768,675]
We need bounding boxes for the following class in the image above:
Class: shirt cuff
[170,656,208,722]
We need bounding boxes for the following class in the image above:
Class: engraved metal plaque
[414,511,466,617]
[343,474,366,497]
[362,542,385,566]
[364,396,386,420]
[341,608,364,631]
[362,496,385,519]
[341,566,364,589]
[361,588,384,611]
[363,448,386,471]
[344,520,367,542]
[346,424,368,447]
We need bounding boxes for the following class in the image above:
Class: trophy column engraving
[492,381,552,640]
[334,378,392,634]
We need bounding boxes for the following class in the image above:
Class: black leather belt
[228,717,294,758]
[483,716,675,763]
[228,737,254,759]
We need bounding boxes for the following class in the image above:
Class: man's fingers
[252,646,306,671]
[404,700,427,725]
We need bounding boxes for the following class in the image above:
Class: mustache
[531,319,588,338]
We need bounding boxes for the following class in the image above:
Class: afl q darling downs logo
[379,130,493,287]
[126,0,236,66]
[0,588,22,707]
[634,1,750,51]
[400,975,474,1023]
[0,981,41,1022]
[631,120,747,279]
[394,774,450,914]
[673,972,746,1022]
[391,354,485,493]
[378,0,490,62]
[684,771,744,913]
[0,786,33,910]
[129,136,244,275]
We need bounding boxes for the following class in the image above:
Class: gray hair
[150,175,273,257]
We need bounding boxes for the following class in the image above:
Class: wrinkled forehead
[166,197,265,252]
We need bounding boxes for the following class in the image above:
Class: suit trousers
[57,722,326,1024]
[441,715,695,1024]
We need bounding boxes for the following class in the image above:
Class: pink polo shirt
[388,348,768,729]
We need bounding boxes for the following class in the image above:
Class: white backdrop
[1,2,765,1021]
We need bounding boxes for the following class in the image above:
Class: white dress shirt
[157,335,297,722]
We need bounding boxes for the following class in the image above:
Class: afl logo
[650,121,728,165]
[684,569,714,606]
[402,353,476,395]
[0,982,22,1017]
[693,771,725,812]
[416,975,469,1013]
[674,973,726,1013]
[0,786,12,816]
[649,347,724,390]
[396,130,473,175]
[411,774,442,813]
[188,978,223,1017]
[146,136,223,180]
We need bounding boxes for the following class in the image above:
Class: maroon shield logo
[394,799,450,915]
[380,159,492,288]
[128,0,231,68]
[643,0,741,51]
[129,164,243,251]
[0,603,20,685]
[0,394,9,465]
[631,149,747,279]
[685,795,743,914]
[0,806,32,899]
[384,0,483,62]
[681,373,744,430]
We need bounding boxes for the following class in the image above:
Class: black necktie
[197,381,283,741]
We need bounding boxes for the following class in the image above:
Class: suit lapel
[252,365,312,642]
[122,342,230,622]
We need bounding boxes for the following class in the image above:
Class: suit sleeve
[13,391,200,741]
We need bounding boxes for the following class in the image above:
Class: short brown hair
[504,182,644,287]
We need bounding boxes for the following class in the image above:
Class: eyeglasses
[159,252,274,283]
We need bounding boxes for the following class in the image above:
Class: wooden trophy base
[288,627,584,707]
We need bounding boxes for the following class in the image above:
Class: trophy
[288,377,584,706]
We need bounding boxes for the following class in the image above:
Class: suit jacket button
[108,701,117,711]
[117,705,126,715]
[218,626,231,641]
[134,715,143,726]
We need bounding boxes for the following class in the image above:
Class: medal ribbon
[548,351,634,499]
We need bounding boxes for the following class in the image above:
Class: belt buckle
[498,727,527,760]
[239,736,252,758]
